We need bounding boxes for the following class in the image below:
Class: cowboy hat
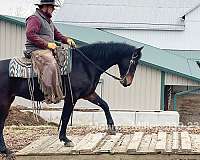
[35,0,60,7]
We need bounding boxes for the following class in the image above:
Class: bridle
[74,47,139,82]
[120,53,139,83]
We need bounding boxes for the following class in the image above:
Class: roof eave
[181,2,200,19]
[0,15,25,26]
[140,61,200,83]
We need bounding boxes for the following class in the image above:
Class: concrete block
[135,111,179,126]
[31,110,179,127]
[93,112,106,126]
[135,112,159,126]
[158,111,179,126]
[72,111,94,126]
[38,111,62,124]
[111,111,135,126]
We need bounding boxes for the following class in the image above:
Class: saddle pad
[9,57,36,78]
[9,52,72,78]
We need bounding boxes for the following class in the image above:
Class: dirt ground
[4,125,200,154]
[3,106,200,153]
[2,95,200,154]
[176,95,200,126]
[5,107,48,126]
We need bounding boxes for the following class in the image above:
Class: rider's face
[47,5,55,14]
[41,5,55,17]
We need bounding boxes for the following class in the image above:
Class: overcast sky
[0,0,64,18]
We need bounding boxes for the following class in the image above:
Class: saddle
[9,44,72,78]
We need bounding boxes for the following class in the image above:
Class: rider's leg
[32,49,64,104]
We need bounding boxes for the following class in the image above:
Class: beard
[45,11,52,18]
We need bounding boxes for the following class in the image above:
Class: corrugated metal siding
[0,20,25,59]
[62,0,199,7]
[165,73,200,86]
[100,64,161,111]
[56,0,200,30]
[56,1,186,30]
[186,3,200,21]
[103,4,200,50]
[104,22,200,50]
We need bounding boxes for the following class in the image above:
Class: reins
[74,47,138,82]
[74,48,122,81]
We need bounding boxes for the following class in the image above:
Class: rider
[25,0,76,104]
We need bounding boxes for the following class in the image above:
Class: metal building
[0,15,25,59]
[1,14,200,112]
[54,0,200,111]
[55,0,200,50]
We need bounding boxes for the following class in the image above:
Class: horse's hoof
[64,141,74,147]
[0,148,13,155]
[107,129,116,135]
[59,136,74,147]
[107,125,116,135]
[0,149,16,160]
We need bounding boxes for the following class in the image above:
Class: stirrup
[52,96,65,104]
[45,99,52,104]
[44,96,53,104]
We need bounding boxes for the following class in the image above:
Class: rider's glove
[47,42,57,50]
[67,38,76,47]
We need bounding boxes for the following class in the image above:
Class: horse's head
[118,46,143,87]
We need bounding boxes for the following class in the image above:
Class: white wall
[104,7,200,50]
[0,20,25,59]
[100,64,161,111]
[165,73,200,86]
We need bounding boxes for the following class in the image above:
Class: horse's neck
[77,44,123,73]
[93,49,119,73]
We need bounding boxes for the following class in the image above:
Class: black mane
[77,42,136,60]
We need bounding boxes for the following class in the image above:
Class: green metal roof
[55,23,200,82]
[0,15,25,26]
[166,50,200,60]
[1,15,200,82]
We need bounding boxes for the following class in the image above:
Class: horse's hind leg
[0,96,15,156]
[84,92,116,134]
[0,111,10,155]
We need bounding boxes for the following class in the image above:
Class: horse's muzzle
[120,75,133,87]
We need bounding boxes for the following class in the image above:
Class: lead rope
[57,47,75,131]
[67,73,75,126]
[27,62,39,121]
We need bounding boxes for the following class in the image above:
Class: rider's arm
[26,16,48,49]
[54,26,76,47]
[54,26,69,44]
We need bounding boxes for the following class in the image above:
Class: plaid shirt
[26,10,68,49]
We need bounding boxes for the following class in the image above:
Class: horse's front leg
[59,100,75,147]
[84,92,116,135]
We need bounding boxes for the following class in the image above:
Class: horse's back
[0,59,10,75]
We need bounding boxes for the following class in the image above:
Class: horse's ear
[136,46,144,53]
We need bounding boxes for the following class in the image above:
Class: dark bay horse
[0,42,142,155]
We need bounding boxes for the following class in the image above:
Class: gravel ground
[3,125,200,153]
[3,102,200,154]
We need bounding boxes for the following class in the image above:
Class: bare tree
[9,0,65,18]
